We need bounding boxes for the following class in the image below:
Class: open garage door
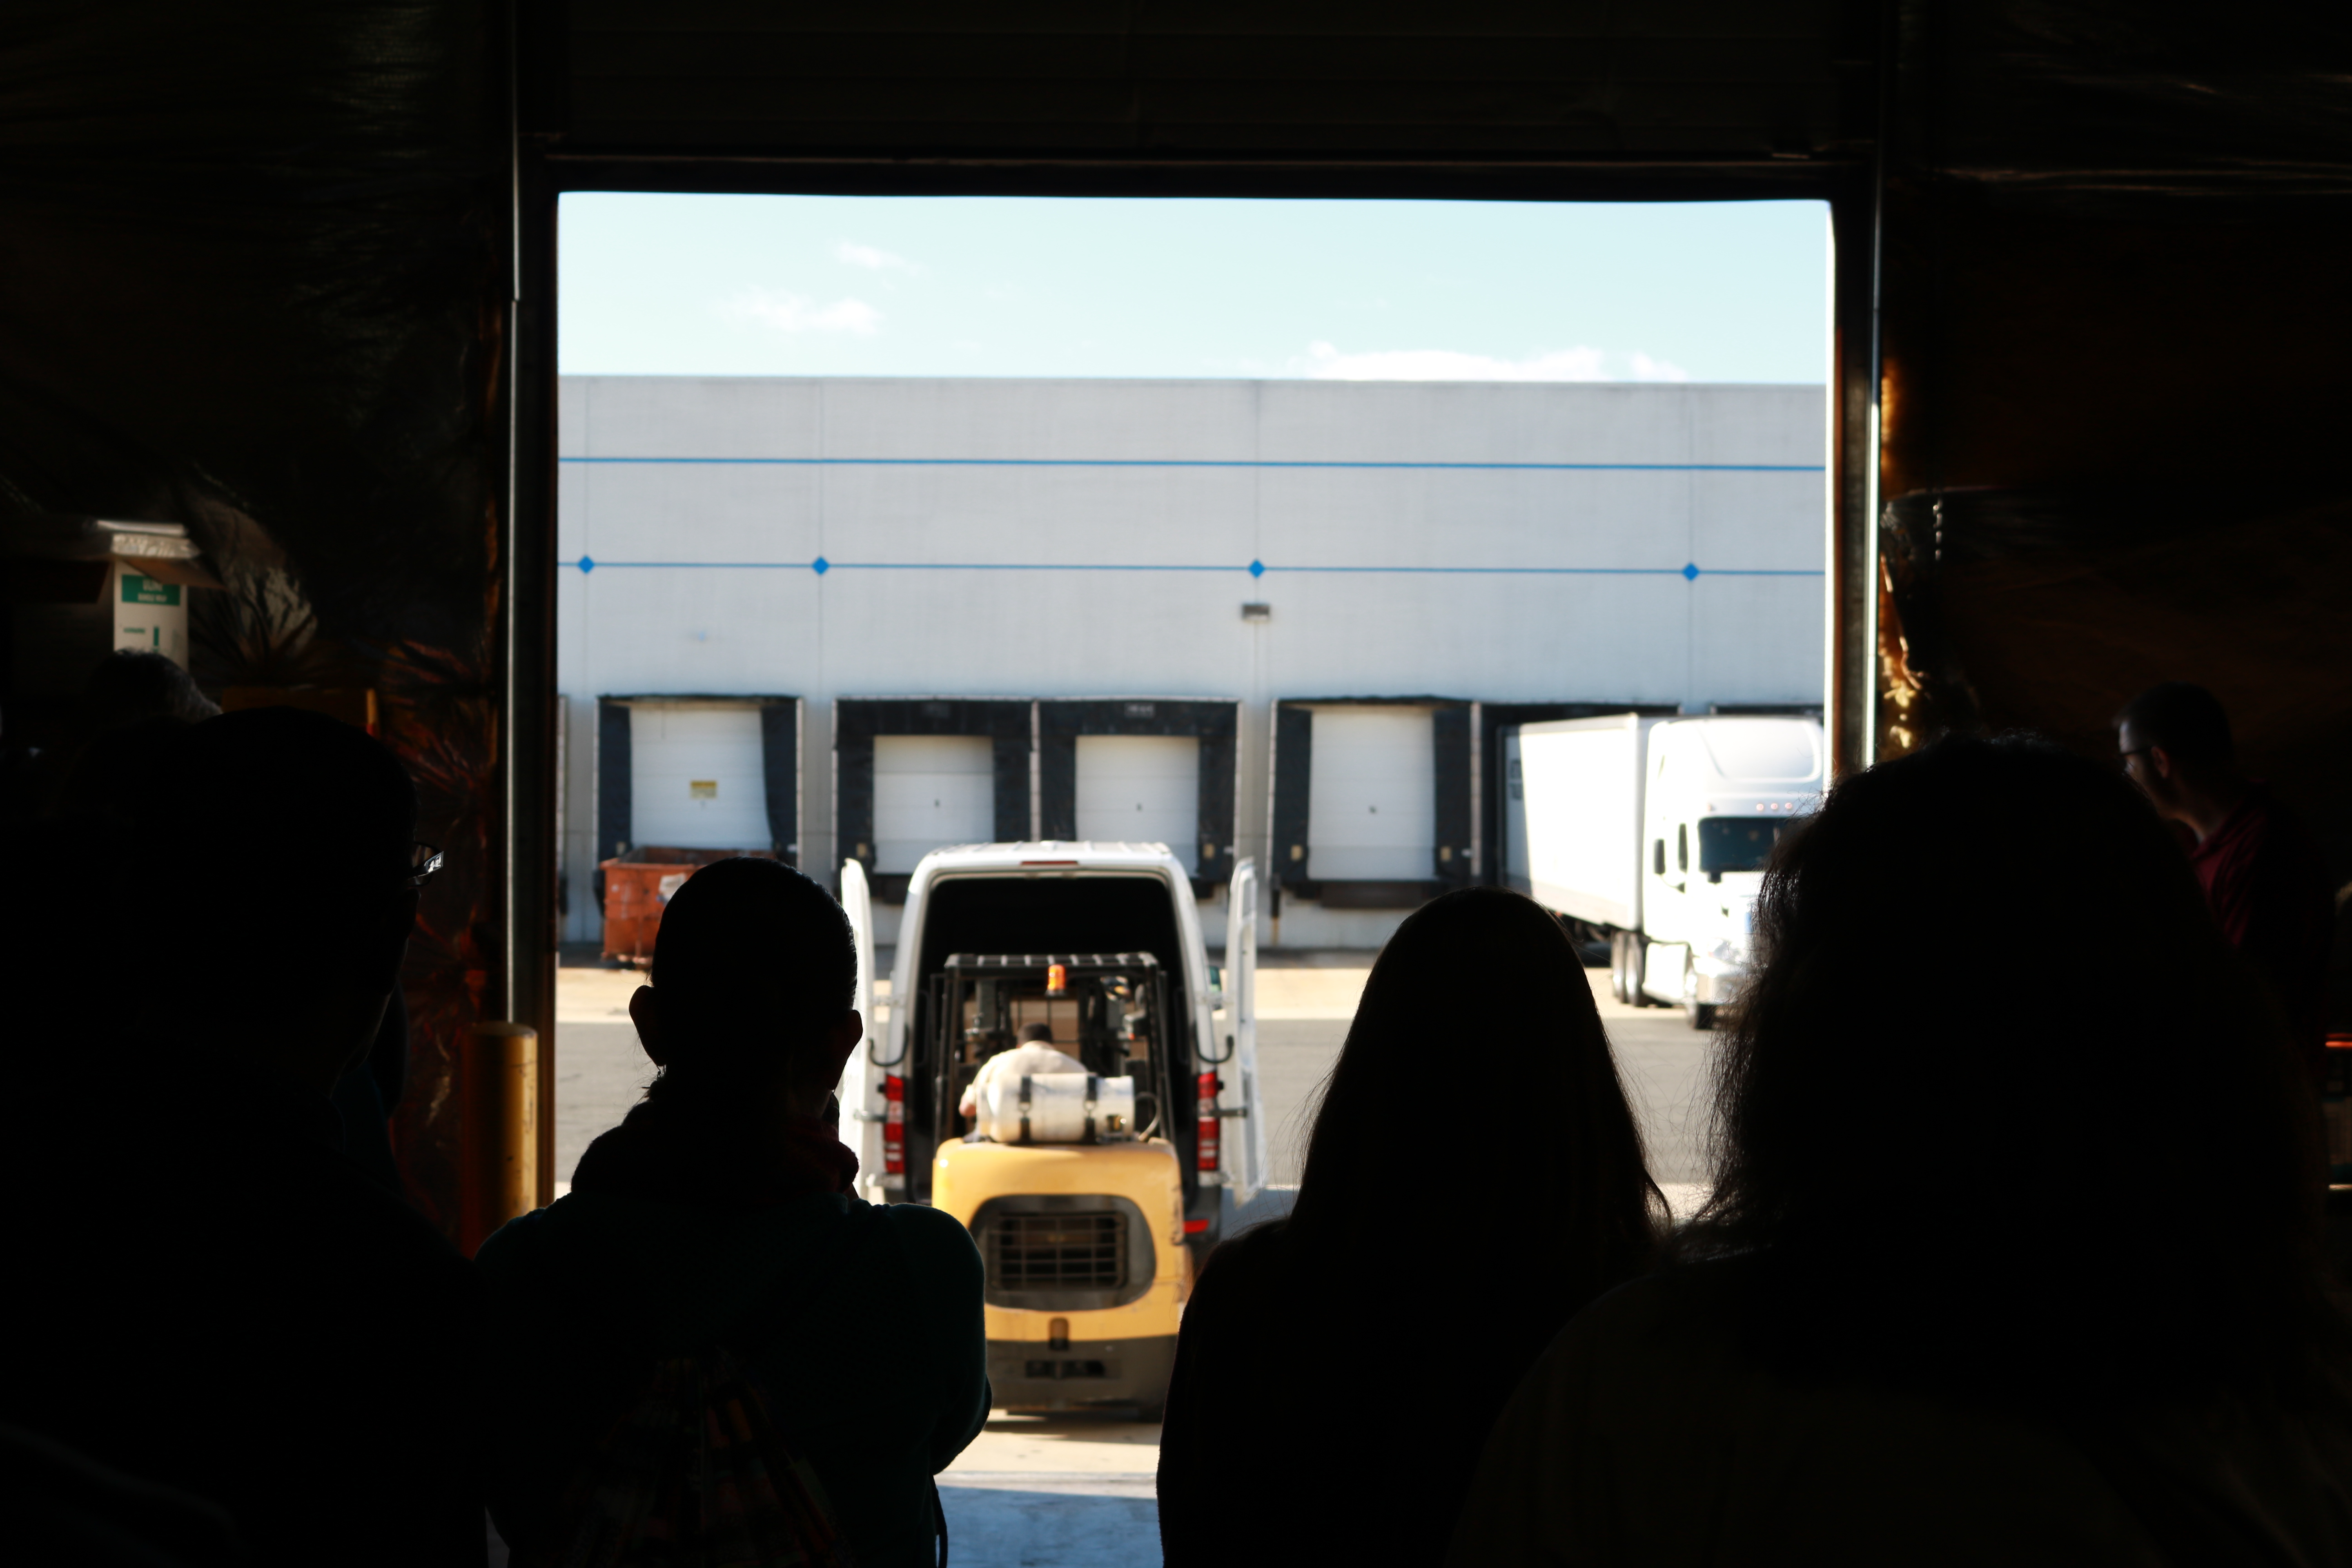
[1076,735,1200,868]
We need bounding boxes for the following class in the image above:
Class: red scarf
[571,1090,858,1209]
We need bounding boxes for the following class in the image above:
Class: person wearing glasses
[1,707,484,1568]
[2117,681,2333,1067]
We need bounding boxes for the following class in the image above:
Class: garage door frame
[593,693,802,912]
[1038,697,1239,897]
[1268,695,1475,911]
[834,696,1035,902]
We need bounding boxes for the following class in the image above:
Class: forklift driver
[958,1021,1087,1120]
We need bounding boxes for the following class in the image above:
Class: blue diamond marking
[577,555,595,574]
[811,557,829,575]
[1681,562,1700,581]
[1248,559,1265,578]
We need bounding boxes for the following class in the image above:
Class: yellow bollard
[461,1022,539,1256]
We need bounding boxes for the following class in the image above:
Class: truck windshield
[1696,816,1785,875]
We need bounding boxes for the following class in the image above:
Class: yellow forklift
[926,951,1188,1417]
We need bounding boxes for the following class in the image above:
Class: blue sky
[560,195,1828,384]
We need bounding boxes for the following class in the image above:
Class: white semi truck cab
[1507,714,1824,1028]
[837,842,1266,1414]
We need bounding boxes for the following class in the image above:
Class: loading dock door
[631,704,771,850]
[873,734,995,872]
[1075,735,1200,869]
[1307,706,1435,882]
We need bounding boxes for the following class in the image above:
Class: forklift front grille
[987,1211,1126,1291]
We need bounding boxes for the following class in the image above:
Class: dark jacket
[2,1061,486,1568]
[478,1180,987,1568]
[1159,1216,1603,1567]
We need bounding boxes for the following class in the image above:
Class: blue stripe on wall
[560,455,1820,474]
[557,559,1822,577]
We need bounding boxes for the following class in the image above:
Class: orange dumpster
[597,846,773,965]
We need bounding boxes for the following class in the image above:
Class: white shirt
[959,1042,1089,1117]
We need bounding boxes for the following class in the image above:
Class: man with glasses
[3,707,485,1568]
[2116,681,2333,1069]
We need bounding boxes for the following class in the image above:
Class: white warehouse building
[558,375,1826,948]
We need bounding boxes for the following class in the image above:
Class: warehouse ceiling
[530,1,2352,206]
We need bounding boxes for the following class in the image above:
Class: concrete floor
[543,948,1720,1566]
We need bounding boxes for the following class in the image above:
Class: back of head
[142,708,417,1031]
[1017,1021,1055,1045]
[1692,734,2332,1403]
[649,858,856,1095]
[1293,888,1660,1293]
[2116,680,2234,767]
[83,650,220,732]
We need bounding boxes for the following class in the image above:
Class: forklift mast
[928,952,1176,1153]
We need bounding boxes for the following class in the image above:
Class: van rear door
[838,858,887,1196]
[1221,858,1268,1206]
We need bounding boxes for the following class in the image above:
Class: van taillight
[882,1074,906,1176]
[1196,1071,1221,1172]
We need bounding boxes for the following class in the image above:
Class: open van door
[1221,858,1268,1207]
[839,859,887,1199]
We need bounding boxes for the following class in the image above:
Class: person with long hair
[1158,887,1664,1566]
[1450,735,2352,1564]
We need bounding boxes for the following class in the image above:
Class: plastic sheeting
[0,1,505,1231]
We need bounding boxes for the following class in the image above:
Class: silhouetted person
[5,649,218,827]
[1449,736,2352,1565]
[2,1424,248,1567]
[959,1018,1087,1118]
[2119,682,2334,1061]
[477,857,987,1567]
[330,984,410,1194]
[1158,887,1663,1568]
[0,707,485,1568]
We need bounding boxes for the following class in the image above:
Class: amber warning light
[1046,963,1067,995]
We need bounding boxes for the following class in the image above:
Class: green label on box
[121,574,180,607]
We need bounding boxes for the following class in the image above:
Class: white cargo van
[837,842,1267,1413]
[1505,714,1824,1027]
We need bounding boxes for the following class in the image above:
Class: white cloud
[720,289,882,335]
[836,241,920,274]
[1291,341,1689,382]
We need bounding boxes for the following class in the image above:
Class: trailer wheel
[1625,934,1654,1007]
[1681,957,1716,1031]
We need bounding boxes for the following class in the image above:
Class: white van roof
[909,840,1192,878]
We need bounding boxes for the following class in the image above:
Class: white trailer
[1506,714,1824,1027]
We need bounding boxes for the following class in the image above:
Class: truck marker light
[1047,963,1067,995]
[882,1074,906,1176]
[1196,1071,1222,1171]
